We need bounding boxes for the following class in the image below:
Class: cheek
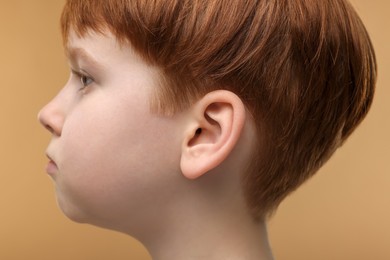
[54,97,181,223]
[57,107,146,211]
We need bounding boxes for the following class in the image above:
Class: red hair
[61,0,376,219]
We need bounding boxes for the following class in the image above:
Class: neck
[135,194,274,260]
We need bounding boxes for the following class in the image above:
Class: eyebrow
[65,47,103,71]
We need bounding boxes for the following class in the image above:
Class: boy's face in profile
[39,30,183,230]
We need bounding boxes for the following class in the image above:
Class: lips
[45,154,58,176]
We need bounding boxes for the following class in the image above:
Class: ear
[180,90,246,180]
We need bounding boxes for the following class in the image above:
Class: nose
[38,97,64,137]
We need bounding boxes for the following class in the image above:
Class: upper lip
[46,152,56,165]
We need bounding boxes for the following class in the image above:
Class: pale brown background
[0,0,388,259]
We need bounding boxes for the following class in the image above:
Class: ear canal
[188,128,202,147]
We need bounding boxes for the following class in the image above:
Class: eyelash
[72,70,94,90]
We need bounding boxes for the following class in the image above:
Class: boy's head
[48,0,375,223]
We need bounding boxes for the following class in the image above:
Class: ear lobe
[180,90,246,180]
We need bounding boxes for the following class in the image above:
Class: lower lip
[46,160,58,175]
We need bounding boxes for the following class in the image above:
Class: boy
[38,0,376,259]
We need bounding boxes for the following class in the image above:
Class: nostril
[44,123,55,134]
[38,110,60,136]
[38,110,52,133]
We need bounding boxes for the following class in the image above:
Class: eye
[71,70,94,91]
[70,69,95,92]
[80,74,94,88]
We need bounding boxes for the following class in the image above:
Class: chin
[56,196,120,232]
[55,195,90,224]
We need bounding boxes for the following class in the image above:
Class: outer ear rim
[180,90,246,180]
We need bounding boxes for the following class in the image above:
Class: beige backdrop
[0,1,388,259]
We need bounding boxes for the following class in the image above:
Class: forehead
[65,29,114,54]
[63,29,162,90]
[65,29,145,61]
[64,29,138,69]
